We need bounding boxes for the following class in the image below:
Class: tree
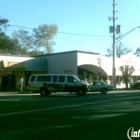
[119,65,135,89]
[134,47,140,57]
[12,29,36,55]
[0,17,10,51]
[12,24,58,55]
[0,17,9,31]
[12,29,46,55]
[106,42,132,57]
[33,24,58,54]
[0,30,20,54]
[0,33,25,55]
[0,17,23,55]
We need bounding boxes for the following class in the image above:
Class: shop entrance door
[25,71,31,86]
[2,74,15,90]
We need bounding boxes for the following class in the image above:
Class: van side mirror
[74,80,76,83]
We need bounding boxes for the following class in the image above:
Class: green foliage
[106,42,132,57]
[134,47,140,57]
[0,33,24,55]
[0,17,9,31]
[28,50,45,56]
[0,17,58,55]
[33,24,58,54]
[12,24,58,55]
[119,65,135,89]
[12,29,35,54]
[0,17,23,55]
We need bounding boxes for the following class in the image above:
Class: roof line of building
[33,50,100,57]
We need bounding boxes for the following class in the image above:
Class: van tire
[137,85,140,90]
[77,90,86,96]
[48,92,52,95]
[40,88,47,96]
[101,88,107,94]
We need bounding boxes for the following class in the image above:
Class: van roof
[31,74,76,76]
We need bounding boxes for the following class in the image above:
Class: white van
[28,74,89,96]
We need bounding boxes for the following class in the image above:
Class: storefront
[35,50,108,82]
[0,51,139,91]
[35,50,140,84]
[0,56,48,91]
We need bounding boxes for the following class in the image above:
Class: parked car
[129,81,140,90]
[88,80,114,94]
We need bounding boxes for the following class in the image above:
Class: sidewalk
[116,84,132,90]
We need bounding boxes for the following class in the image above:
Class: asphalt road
[0,90,140,140]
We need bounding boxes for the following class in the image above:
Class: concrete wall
[101,54,140,76]
[47,52,78,75]
[77,52,99,66]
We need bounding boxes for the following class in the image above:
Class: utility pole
[112,0,117,89]
[109,1,140,89]
[109,1,120,89]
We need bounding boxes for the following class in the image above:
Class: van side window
[30,76,36,81]
[58,76,65,82]
[53,76,58,82]
[67,76,75,82]
[37,76,52,82]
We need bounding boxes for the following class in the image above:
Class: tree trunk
[125,66,128,89]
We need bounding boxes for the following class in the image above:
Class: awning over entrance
[26,58,48,71]
[78,64,107,76]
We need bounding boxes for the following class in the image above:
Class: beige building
[35,50,140,84]
[0,50,139,90]
[0,55,47,90]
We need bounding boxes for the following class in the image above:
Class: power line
[8,24,110,37]
[57,31,109,37]
[8,24,33,30]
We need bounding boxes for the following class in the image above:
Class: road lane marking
[0,99,23,101]
[0,95,140,117]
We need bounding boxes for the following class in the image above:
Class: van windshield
[73,75,81,82]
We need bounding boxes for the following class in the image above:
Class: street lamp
[116,26,140,43]
[112,26,140,89]
[110,1,140,89]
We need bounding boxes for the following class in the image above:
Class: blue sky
[1,0,140,55]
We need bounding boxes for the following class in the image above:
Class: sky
[1,0,140,55]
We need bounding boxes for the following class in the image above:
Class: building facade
[0,50,139,90]
[0,55,48,90]
[36,50,140,84]
[35,50,106,82]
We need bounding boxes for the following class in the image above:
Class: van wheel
[48,92,52,95]
[77,90,86,96]
[137,85,140,90]
[101,88,107,94]
[40,89,47,96]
